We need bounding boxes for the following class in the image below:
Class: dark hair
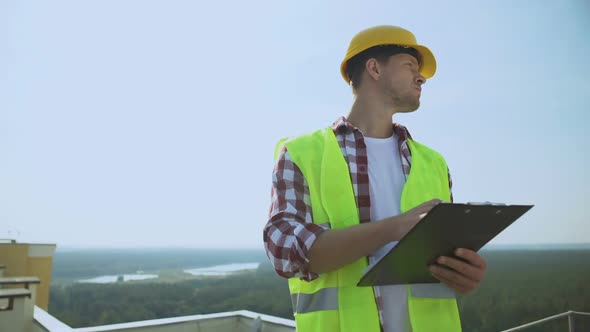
[346,45,422,91]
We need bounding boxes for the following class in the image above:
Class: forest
[48,247,590,332]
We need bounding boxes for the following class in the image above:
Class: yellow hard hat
[340,25,436,84]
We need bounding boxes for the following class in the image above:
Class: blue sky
[1,0,588,248]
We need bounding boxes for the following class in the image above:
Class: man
[263,25,487,332]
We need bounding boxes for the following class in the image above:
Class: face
[377,53,426,113]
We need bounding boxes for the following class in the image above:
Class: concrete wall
[0,294,34,332]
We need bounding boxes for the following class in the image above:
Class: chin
[392,96,420,113]
[400,102,420,113]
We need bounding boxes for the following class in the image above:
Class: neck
[347,93,397,138]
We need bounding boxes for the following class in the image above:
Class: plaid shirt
[263,116,453,329]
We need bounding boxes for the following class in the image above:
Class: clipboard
[357,202,534,287]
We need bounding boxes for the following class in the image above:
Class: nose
[416,74,426,86]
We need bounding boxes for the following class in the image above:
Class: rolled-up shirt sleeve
[263,146,329,281]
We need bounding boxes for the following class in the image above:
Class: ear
[365,58,381,82]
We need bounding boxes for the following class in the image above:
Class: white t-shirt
[365,134,411,332]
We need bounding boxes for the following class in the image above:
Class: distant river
[76,262,261,283]
[184,262,261,276]
[78,274,158,284]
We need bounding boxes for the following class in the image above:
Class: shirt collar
[331,116,413,141]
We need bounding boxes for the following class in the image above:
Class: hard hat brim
[340,44,437,84]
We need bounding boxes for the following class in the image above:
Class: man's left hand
[429,248,487,294]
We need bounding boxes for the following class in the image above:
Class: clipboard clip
[466,201,507,206]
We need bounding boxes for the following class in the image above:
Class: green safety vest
[275,127,462,332]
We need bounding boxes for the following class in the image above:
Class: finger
[429,265,477,290]
[431,269,474,294]
[455,249,487,270]
[431,271,469,294]
[412,199,442,214]
[430,270,471,294]
[437,256,483,283]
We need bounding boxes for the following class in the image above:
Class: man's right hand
[387,199,442,240]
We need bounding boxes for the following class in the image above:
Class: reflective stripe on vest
[291,288,338,314]
[409,284,456,299]
[277,127,461,332]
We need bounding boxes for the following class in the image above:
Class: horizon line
[52,242,590,252]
